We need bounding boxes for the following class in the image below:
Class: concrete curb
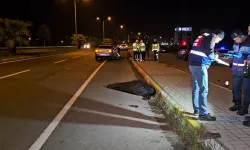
[129,57,226,150]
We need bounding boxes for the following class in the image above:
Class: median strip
[0,69,31,79]
[54,59,67,64]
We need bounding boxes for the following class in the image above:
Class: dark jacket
[188,33,217,66]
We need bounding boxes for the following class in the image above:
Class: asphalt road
[0,50,180,150]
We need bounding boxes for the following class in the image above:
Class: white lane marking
[73,56,80,59]
[75,108,167,126]
[53,59,67,64]
[28,60,106,150]
[0,69,31,79]
[0,54,64,65]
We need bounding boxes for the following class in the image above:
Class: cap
[231,29,243,39]
[214,29,225,40]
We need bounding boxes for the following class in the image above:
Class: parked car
[95,45,118,61]
[159,45,168,53]
[176,44,191,61]
[119,44,128,51]
[83,43,91,49]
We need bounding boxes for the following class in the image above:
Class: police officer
[139,40,146,61]
[242,52,250,127]
[152,39,160,61]
[132,40,139,61]
[228,30,250,116]
[188,29,224,121]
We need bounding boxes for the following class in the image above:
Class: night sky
[0,0,249,46]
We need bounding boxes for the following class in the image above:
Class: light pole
[128,32,132,43]
[74,0,77,39]
[117,25,124,42]
[97,16,111,40]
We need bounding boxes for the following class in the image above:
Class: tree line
[0,18,110,56]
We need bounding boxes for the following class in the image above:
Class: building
[174,27,193,45]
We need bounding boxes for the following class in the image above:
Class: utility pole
[74,0,78,47]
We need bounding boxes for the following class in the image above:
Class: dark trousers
[133,51,139,60]
[233,75,250,106]
[146,49,150,59]
[141,51,146,61]
[153,50,158,61]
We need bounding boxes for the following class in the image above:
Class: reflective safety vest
[188,33,215,66]
[231,35,250,76]
[140,43,146,51]
[133,43,138,51]
[152,43,159,51]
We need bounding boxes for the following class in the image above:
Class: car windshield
[98,46,112,49]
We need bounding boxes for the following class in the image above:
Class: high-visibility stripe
[233,63,245,66]
[189,50,207,57]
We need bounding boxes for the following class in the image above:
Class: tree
[0,18,32,55]
[87,36,100,47]
[38,25,50,47]
[102,38,113,44]
[71,34,87,49]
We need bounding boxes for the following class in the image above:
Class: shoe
[243,121,250,127]
[199,113,216,121]
[229,102,242,111]
[245,116,250,120]
[193,110,199,116]
[237,107,248,116]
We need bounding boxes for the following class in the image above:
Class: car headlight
[87,45,90,48]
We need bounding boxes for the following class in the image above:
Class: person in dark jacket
[226,30,250,116]
[188,29,224,121]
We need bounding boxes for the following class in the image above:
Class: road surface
[0,50,181,150]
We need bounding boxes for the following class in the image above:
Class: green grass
[154,94,212,150]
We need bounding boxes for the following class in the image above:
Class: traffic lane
[0,50,93,77]
[159,53,233,89]
[0,52,102,150]
[41,53,176,150]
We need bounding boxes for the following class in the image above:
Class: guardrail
[0,46,75,50]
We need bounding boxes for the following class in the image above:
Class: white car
[95,45,118,60]
[119,44,128,51]
[83,43,91,49]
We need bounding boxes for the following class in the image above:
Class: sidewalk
[130,58,250,150]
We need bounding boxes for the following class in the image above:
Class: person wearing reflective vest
[152,39,160,61]
[242,53,250,127]
[188,29,224,121]
[132,40,139,61]
[227,30,250,116]
[139,40,146,61]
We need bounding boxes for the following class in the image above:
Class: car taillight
[108,50,112,53]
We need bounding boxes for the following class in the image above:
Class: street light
[96,16,112,40]
[73,0,89,47]
[138,32,141,35]
[117,25,124,41]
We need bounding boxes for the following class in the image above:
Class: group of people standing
[188,25,250,127]
[132,39,160,61]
